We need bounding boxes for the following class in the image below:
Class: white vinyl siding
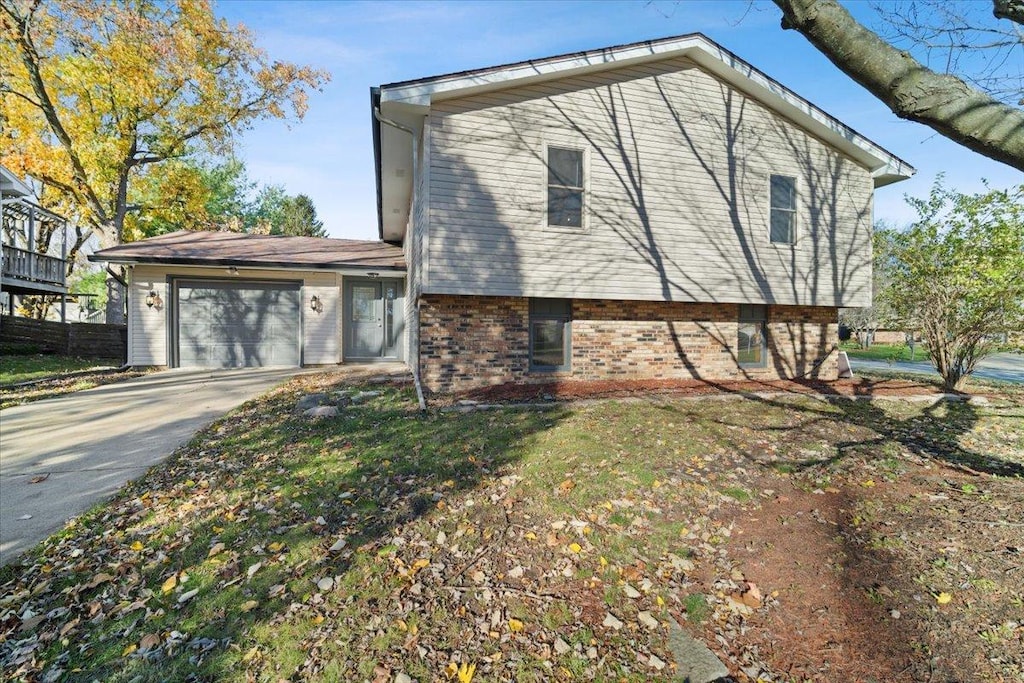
[128,265,340,366]
[425,56,874,308]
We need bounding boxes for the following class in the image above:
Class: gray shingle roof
[90,231,405,270]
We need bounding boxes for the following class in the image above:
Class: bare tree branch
[773,0,1024,171]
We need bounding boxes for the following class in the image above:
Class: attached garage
[174,280,302,368]
[89,231,407,369]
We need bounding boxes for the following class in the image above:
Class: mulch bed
[447,375,959,405]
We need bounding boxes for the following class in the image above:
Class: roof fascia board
[380,36,708,107]
[87,254,406,273]
[377,34,913,184]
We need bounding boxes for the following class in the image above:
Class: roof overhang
[1,166,34,199]
[373,33,915,241]
[88,253,406,276]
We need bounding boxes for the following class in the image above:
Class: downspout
[374,106,426,411]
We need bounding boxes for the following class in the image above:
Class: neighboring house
[92,34,914,394]
[1,166,71,319]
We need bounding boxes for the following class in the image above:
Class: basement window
[738,304,767,368]
[530,298,571,371]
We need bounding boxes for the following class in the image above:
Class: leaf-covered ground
[0,355,123,384]
[1,370,1021,682]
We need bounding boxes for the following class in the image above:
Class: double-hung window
[547,147,584,228]
[529,298,571,371]
[769,175,797,244]
[738,304,767,368]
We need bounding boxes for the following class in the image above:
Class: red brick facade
[419,294,838,394]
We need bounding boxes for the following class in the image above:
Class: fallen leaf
[602,612,623,630]
[508,618,524,633]
[208,542,225,558]
[457,662,476,683]
[936,592,953,605]
[557,479,575,495]
[568,542,582,554]
[139,633,161,651]
[86,573,114,589]
[130,541,144,552]
[161,575,177,594]
[240,600,259,613]
[28,474,49,484]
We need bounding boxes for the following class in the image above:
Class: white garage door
[175,280,301,368]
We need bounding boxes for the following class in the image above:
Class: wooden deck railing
[1,244,67,288]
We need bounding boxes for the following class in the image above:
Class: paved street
[849,352,1024,385]
[0,367,303,565]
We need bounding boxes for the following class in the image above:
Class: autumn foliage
[0,0,328,248]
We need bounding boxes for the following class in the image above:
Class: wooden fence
[0,315,126,359]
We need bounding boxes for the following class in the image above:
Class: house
[91,34,914,394]
[1,166,71,319]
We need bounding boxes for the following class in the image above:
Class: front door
[343,279,404,360]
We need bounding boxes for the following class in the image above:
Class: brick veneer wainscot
[419,295,838,393]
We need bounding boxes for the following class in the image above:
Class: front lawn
[841,341,930,362]
[0,354,121,385]
[2,373,1021,682]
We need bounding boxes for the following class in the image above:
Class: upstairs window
[530,298,571,371]
[738,304,767,368]
[547,147,584,228]
[770,175,797,244]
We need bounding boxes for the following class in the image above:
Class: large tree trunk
[773,0,1024,172]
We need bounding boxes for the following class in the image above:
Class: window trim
[542,142,589,233]
[737,304,768,369]
[529,298,572,372]
[768,174,798,245]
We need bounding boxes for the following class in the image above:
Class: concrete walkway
[849,352,1024,385]
[0,367,305,565]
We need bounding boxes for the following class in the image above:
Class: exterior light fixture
[310,294,321,312]
[145,290,158,308]
[366,272,379,279]
[226,266,239,275]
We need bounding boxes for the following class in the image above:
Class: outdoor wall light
[310,294,322,313]
[366,272,380,279]
[226,266,239,275]
[145,290,162,309]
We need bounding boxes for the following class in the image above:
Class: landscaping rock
[303,406,339,418]
[667,616,729,683]
[295,393,329,411]
[350,390,382,404]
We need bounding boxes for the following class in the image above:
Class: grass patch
[0,354,120,385]
[682,593,710,624]
[840,342,929,363]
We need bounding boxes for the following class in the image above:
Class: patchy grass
[841,342,930,363]
[0,364,148,409]
[1,371,1021,682]
[0,355,121,385]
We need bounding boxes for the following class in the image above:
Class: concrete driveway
[0,367,304,565]
[849,352,1024,384]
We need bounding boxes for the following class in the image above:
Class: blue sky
[217,0,1022,240]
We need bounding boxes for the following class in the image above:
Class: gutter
[373,105,426,412]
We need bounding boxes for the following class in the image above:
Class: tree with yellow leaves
[0,0,328,321]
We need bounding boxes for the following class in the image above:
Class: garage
[174,279,301,368]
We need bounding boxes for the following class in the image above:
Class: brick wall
[419,295,838,394]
